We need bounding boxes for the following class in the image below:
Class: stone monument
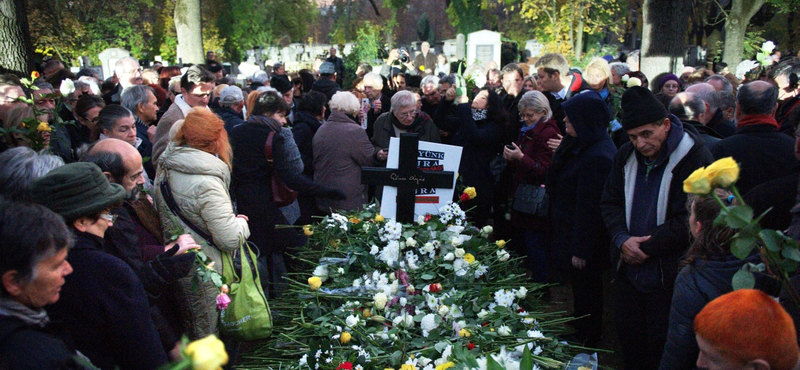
[466,30,501,67]
[98,48,131,81]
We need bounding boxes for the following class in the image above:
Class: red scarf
[736,114,779,129]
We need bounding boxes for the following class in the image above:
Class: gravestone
[98,48,130,82]
[525,39,544,58]
[467,30,501,67]
[456,34,466,60]
[362,133,460,223]
[343,43,355,56]
[443,39,457,60]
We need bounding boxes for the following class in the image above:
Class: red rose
[424,214,432,222]
[459,193,471,202]
[429,283,442,293]
[467,342,475,350]
[336,362,354,370]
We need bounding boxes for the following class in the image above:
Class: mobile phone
[506,144,515,150]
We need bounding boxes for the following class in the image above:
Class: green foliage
[343,24,382,88]
[447,0,484,35]
[417,13,434,44]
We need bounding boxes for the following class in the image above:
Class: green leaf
[486,354,504,370]
[760,229,784,252]
[713,212,728,227]
[420,273,435,280]
[726,206,754,229]
[731,236,756,260]
[434,341,449,353]
[782,246,800,262]
[780,259,798,274]
[520,344,534,370]
[732,268,755,290]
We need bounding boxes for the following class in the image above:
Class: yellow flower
[330,239,340,248]
[683,167,712,195]
[31,71,40,80]
[349,217,360,224]
[185,334,229,370]
[463,187,477,200]
[340,331,352,344]
[400,365,417,370]
[459,328,470,337]
[436,362,455,370]
[495,240,506,248]
[303,225,313,236]
[419,65,426,71]
[362,308,372,318]
[36,121,51,132]
[308,276,322,290]
[463,253,475,264]
[704,157,740,188]
[375,214,385,222]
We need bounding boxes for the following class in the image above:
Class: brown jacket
[152,96,192,167]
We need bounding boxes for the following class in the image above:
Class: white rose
[406,237,417,248]
[516,287,528,299]
[454,248,465,258]
[59,79,75,97]
[481,225,493,235]
[337,267,344,274]
[438,305,450,316]
[497,249,510,262]
[417,215,426,225]
[498,325,511,336]
[626,77,642,87]
[451,237,463,247]
[370,245,380,255]
[762,40,776,54]
[443,253,455,261]
[346,315,359,327]
[477,309,489,319]
[373,292,388,310]
[621,74,630,82]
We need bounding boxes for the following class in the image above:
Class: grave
[442,39,457,60]
[98,48,131,81]
[466,30,501,68]
[456,33,466,60]
[525,39,544,59]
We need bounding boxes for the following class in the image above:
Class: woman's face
[564,115,577,137]
[11,247,72,308]
[523,80,535,93]
[438,55,446,64]
[471,90,489,110]
[270,112,287,126]
[689,202,700,238]
[76,210,114,239]
[79,106,103,128]
[585,67,607,91]
[520,108,544,127]
[662,80,680,97]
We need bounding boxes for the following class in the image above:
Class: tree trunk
[0,0,33,77]
[721,0,765,68]
[174,0,204,65]
[640,0,691,89]
[575,18,585,61]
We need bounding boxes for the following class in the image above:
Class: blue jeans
[524,229,550,283]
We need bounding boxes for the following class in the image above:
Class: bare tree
[0,0,33,76]
[640,0,692,81]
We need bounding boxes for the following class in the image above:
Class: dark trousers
[524,229,550,283]
[570,264,603,345]
[613,272,672,370]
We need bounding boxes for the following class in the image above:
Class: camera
[398,47,410,64]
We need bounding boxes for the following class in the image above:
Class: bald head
[738,81,779,117]
[83,138,144,199]
[90,138,140,160]
[685,82,720,112]
[669,92,707,124]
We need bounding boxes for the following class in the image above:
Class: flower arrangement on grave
[684,157,800,306]
[735,41,777,82]
[0,71,74,151]
[240,189,582,370]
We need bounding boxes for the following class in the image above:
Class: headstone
[525,39,544,58]
[361,134,460,223]
[443,39,457,60]
[456,34,466,60]
[343,43,355,56]
[466,30,501,67]
[98,48,131,82]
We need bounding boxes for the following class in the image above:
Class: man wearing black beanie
[600,86,713,369]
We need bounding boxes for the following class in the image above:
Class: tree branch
[366,0,381,16]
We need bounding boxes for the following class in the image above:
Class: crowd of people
[2,44,800,370]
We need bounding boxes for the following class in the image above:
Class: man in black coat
[712,81,798,194]
[668,92,722,152]
[685,82,737,138]
[601,86,713,369]
[363,72,391,139]
[215,85,246,134]
[311,62,342,102]
[326,47,346,87]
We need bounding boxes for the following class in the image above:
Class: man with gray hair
[215,85,245,133]
[273,62,285,76]
[121,85,159,179]
[705,74,733,92]
[420,75,440,117]
[668,92,722,151]
[685,82,736,137]
[712,81,798,193]
[414,41,437,75]
[103,56,144,105]
[0,147,64,201]
[363,72,390,138]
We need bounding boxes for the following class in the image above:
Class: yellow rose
[464,187,477,200]
[362,308,372,318]
[36,122,51,132]
[303,225,313,236]
[185,334,229,370]
[308,276,322,290]
[436,362,455,370]
[340,331,352,343]
[495,240,506,248]
[400,365,417,370]
[704,157,740,188]
[349,217,360,224]
[419,65,426,71]
[463,253,475,264]
[458,328,470,337]
[683,167,712,195]
[375,214,385,222]
[31,71,40,79]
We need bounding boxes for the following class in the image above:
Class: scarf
[0,297,49,328]
[472,108,488,122]
[736,114,779,129]
[247,114,283,131]
[391,112,422,132]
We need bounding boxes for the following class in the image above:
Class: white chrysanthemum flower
[494,289,515,307]
[497,249,510,262]
[379,240,400,266]
[420,313,439,332]
[498,325,512,336]
[515,287,528,299]
[527,329,544,338]
[473,264,488,278]
[453,258,469,276]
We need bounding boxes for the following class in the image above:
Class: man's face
[207,51,215,61]
[0,85,24,120]
[627,119,671,161]
[275,66,285,75]
[104,115,137,147]
[394,75,406,89]
[182,82,215,107]
[502,71,523,97]
[422,83,441,105]
[393,105,417,127]
[438,82,452,97]
[118,60,143,88]
[330,48,337,58]
[282,88,294,105]
[364,85,381,100]
[695,335,748,370]
[421,42,430,54]
[486,71,501,89]
[536,68,560,93]
[139,90,159,124]
[33,88,56,121]
[121,148,145,200]
[214,70,224,81]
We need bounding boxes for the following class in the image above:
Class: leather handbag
[512,183,549,217]
[264,130,298,207]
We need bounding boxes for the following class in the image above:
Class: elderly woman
[97,105,137,147]
[658,73,682,98]
[548,91,617,346]
[314,91,383,213]
[609,62,631,86]
[229,91,343,298]
[502,90,559,285]
[435,86,506,226]
[371,90,440,151]
[0,200,102,369]
[32,162,168,369]
[0,146,63,201]
[154,108,250,339]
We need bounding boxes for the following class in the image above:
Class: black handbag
[512,183,549,217]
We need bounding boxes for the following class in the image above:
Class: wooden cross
[361,133,455,223]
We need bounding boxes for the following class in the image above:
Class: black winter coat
[215,106,245,134]
[291,110,324,178]
[47,231,167,370]
[0,314,90,370]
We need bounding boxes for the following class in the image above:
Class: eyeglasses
[99,213,117,223]
[395,110,417,118]
[521,112,541,119]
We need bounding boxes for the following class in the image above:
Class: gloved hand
[155,250,197,282]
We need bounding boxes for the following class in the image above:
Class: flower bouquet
[240,196,583,370]
[0,72,74,151]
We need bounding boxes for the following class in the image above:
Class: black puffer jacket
[0,314,90,369]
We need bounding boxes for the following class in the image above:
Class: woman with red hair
[153,107,250,340]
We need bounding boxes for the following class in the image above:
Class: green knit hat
[31,162,126,220]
